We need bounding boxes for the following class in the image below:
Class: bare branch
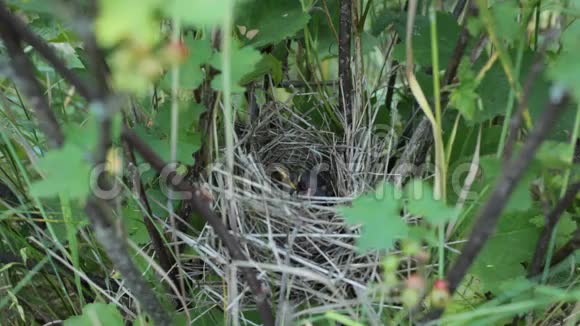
[0,1,95,100]
[0,19,64,148]
[528,181,580,277]
[123,140,178,286]
[85,199,171,325]
[446,88,570,294]
[550,228,580,266]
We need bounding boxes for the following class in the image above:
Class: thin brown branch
[550,228,580,266]
[446,89,570,293]
[0,19,64,148]
[0,4,172,322]
[0,1,95,100]
[528,181,580,277]
[502,58,542,160]
[123,140,178,286]
[423,89,570,323]
[82,22,171,324]
[122,129,275,326]
[84,199,171,325]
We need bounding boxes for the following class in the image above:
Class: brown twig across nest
[177,102,405,318]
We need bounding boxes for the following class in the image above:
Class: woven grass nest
[181,101,400,317]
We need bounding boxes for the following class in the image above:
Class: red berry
[405,274,425,291]
[162,41,188,64]
[431,279,450,308]
[433,279,448,290]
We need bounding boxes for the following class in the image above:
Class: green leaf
[450,59,480,121]
[134,125,199,165]
[155,101,206,139]
[160,38,213,90]
[469,211,542,293]
[530,213,577,248]
[236,0,309,47]
[535,141,574,168]
[244,10,311,48]
[393,12,460,67]
[239,53,283,85]
[475,50,576,139]
[477,155,534,213]
[164,0,231,26]
[210,44,262,93]
[6,0,60,14]
[405,180,457,226]
[338,182,407,251]
[63,303,123,326]
[371,9,407,36]
[122,202,151,245]
[96,0,161,47]
[547,52,580,102]
[63,118,99,151]
[30,143,91,200]
[491,1,520,45]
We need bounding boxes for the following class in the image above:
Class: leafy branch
[0,2,275,324]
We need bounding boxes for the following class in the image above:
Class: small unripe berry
[402,239,421,256]
[384,272,398,287]
[405,274,425,291]
[414,249,430,264]
[382,255,399,273]
[401,288,420,308]
[431,279,450,308]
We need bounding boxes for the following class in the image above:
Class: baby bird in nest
[270,165,332,197]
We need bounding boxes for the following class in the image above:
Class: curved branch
[0,19,64,148]
[528,181,580,277]
[85,199,171,325]
[446,89,570,293]
[0,1,95,100]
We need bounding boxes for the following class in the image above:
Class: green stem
[222,0,237,233]
[430,4,447,277]
[60,194,83,308]
[497,36,526,158]
[534,0,542,51]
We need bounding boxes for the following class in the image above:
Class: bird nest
[180,102,399,316]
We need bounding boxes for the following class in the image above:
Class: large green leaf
[160,38,213,90]
[29,143,92,201]
[469,211,542,293]
[393,12,461,68]
[121,201,152,245]
[164,0,231,26]
[471,49,576,139]
[450,59,479,122]
[210,43,262,93]
[96,0,161,47]
[236,0,309,47]
[491,0,521,45]
[405,180,457,226]
[63,303,123,326]
[338,183,408,251]
[134,124,199,165]
[476,155,535,213]
[548,21,580,102]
